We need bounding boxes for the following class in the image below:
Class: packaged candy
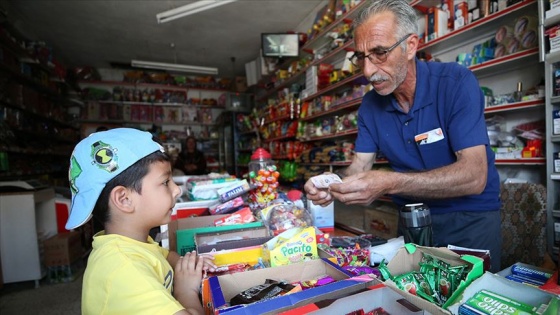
[343,266,381,277]
[300,275,336,289]
[230,279,295,306]
[378,253,470,307]
[260,203,313,235]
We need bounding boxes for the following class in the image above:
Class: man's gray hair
[353,0,419,41]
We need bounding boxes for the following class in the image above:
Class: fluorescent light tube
[156,0,237,24]
[131,60,218,75]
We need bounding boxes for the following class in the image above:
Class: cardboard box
[262,227,318,267]
[43,231,83,267]
[46,259,84,284]
[166,215,263,255]
[195,226,272,265]
[195,226,273,255]
[172,199,220,220]
[447,272,560,315]
[382,244,484,315]
[281,283,424,314]
[206,258,375,315]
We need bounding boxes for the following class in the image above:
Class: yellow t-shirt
[82,232,184,315]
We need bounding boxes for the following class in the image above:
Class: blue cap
[66,128,164,230]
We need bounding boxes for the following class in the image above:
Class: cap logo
[91,141,119,172]
[69,155,82,195]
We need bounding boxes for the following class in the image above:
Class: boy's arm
[173,251,205,315]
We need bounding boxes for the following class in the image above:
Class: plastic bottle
[399,203,433,246]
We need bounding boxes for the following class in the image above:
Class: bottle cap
[251,147,271,160]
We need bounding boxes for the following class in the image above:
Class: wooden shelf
[484,99,545,114]
[494,158,546,165]
[299,129,358,142]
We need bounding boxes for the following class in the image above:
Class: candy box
[205,258,375,315]
[172,199,220,219]
[262,226,318,267]
[162,215,263,255]
[382,244,483,315]
[195,226,272,256]
[497,262,554,286]
[447,272,560,315]
[280,283,424,315]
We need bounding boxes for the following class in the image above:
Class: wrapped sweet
[230,279,296,306]
[260,203,313,235]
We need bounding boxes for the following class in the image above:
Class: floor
[0,270,82,314]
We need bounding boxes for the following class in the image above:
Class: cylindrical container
[248,147,274,177]
[399,203,433,247]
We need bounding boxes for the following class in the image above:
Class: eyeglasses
[349,33,412,68]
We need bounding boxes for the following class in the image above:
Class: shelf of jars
[94,100,225,109]
[0,99,78,130]
[301,1,367,52]
[415,0,537,54]
[80,99,220,126]
[301,97,362,122]
[0,44,78,106]
[301,72,363,102]
[298,128,358,143]
[256,43,355,103]
[256,0,367,103]
[78,80,230,92]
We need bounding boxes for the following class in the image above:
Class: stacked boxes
[43,231,84,283]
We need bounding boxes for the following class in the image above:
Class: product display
[2,1,557,314]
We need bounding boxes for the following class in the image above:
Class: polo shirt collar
[385,58,434,114]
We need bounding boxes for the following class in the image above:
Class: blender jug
[399,203,433,246]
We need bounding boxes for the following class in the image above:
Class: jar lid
[251,147,271,160]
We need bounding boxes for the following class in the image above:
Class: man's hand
[304,175,334,207]
[329,170,389,205]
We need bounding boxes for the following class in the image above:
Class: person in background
[175,136,207,175]
[304,0,502,272]
[66,128,215,314]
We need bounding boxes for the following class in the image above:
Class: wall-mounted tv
[261,33,299,58]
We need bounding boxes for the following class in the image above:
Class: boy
[66,128,214,315]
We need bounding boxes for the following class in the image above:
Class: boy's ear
[110,186,135,214]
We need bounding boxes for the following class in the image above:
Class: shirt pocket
[417,139,454,170]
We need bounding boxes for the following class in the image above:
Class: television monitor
[261,33,299,58]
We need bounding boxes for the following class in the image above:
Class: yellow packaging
[211,245,263,266]
[262,227,318,267]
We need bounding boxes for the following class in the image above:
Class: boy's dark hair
[92,149,170,228]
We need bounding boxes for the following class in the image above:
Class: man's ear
[407,34,419,60]
[110,186,135,214]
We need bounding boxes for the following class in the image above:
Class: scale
[0,180,49,191]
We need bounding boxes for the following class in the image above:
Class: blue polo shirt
[355,59,500,214]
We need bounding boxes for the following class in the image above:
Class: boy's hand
[174,251,204,296]
[198,253,217,273]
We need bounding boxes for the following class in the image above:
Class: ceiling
[4,0,325,78]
